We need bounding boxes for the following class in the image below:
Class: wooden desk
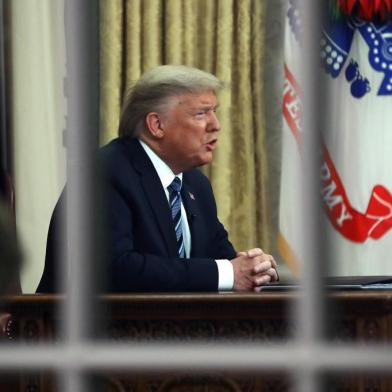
[1,291,392,391]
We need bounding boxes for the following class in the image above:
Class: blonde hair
[118,65,224,138]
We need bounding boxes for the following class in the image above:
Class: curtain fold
[251,0,270,249]
[100,0,123,146]
[125,0,141,84]
[8,0,66,292]
[100,0,271,253]
[140,0,162,70]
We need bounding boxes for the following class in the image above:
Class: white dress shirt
[139,140,234,291]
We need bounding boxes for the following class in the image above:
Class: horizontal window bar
[0,342,391,371]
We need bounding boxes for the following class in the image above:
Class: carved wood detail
[325,373,388,392]
[94,373,291,392]
[105,319,290,341]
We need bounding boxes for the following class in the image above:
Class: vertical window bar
[0,0,8,172]
[296,0,324,341]
[62,0,99,390]
[295,0,324,390]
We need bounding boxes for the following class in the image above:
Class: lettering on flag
[283,64,303,145]
[322,146,392,242]
[283,59,392,243]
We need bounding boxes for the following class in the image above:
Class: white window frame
[2,1,392,391]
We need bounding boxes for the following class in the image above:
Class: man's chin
[189,152,214,170]
[199,153,213,166]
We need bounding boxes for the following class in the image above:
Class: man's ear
[145,112,164,139]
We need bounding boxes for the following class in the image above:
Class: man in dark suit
[37,65,278,293]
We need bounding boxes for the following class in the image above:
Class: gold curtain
[100,0,271,253]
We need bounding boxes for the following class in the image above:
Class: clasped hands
[231,248,279,292]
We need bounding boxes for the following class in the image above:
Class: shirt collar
[139,139,183,190]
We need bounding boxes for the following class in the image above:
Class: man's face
[159,90,220,173]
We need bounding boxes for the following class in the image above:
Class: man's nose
[208,110,220,131]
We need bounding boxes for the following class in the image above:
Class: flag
[279,0,392,276]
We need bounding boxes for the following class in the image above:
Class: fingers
[265,267,278,282]
[243,250,276,269]
[270,256,278,270]
[242,249,279,281]
[254,267,278,281]
[252,261,279,288]
[254,274,272,286]
[257,253,277,269]
[237,248,264,258]
[237,248,276,268]
[246,248,263,258]
[232,248,279,291]
[252,260,272,275]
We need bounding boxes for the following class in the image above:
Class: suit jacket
[37,137,236,293]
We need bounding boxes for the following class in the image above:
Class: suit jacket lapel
[182,175,203,256]
[126,139,178,257]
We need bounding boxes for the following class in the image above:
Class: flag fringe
[277,233,301,277]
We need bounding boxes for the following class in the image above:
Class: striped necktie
[168,177,186,258]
